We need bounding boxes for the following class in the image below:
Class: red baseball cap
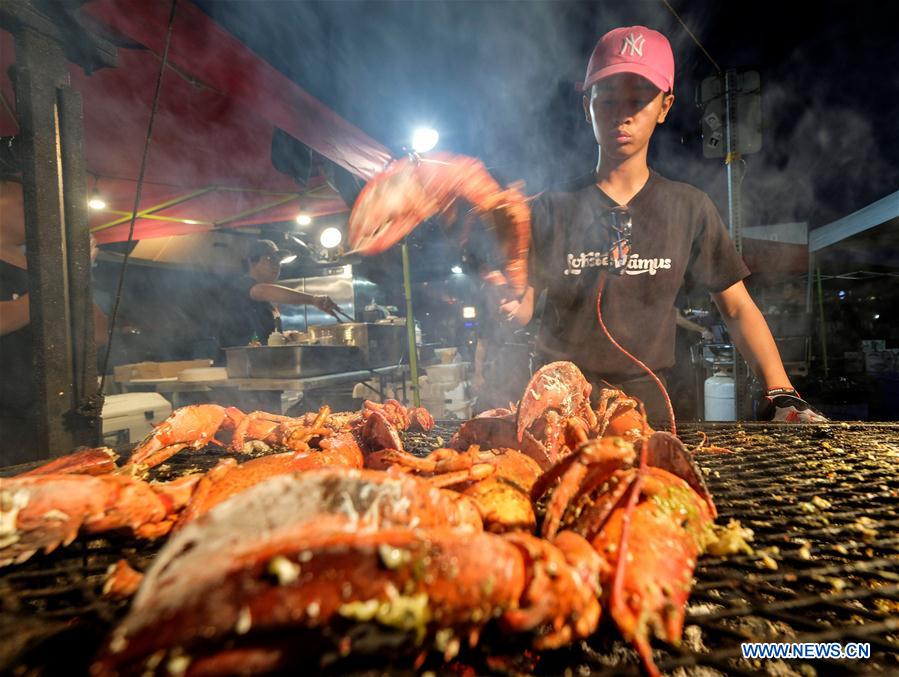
[579,26,675,93]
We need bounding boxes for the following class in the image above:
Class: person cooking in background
[1,138,108,464]
[471,269,535,413]
[676,308,714,342]
[218,239,343,350]
[498,26,825,424]
[669,307,714,420]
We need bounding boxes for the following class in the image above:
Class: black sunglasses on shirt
[606,205,632,274]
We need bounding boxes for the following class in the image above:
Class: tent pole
[4,3,115,460]
[401,242,420,407]
[815,264,829,377]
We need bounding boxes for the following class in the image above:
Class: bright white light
[280,253,298,265]
[838,290,846,299]
[411,127,439,153]
[451,265,463,274]
[295,213,312,226]
[462,306,477,319]
[873,313,880,320]
[320,227,342,249]
[183,219,200,225]
[88,197,106,210]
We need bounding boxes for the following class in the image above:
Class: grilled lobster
[0,401,434,565]
[533,430,716,677]
[347,153,532,296]
[92,469,601,675]
[368,445,542,533]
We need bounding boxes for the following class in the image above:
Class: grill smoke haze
[196,0,899,233]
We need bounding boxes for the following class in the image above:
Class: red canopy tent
[0,0,391,244]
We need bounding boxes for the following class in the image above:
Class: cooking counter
[119,365,409,412]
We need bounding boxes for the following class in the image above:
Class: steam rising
[198,0,899,231]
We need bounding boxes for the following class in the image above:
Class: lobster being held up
[347,153,532,296]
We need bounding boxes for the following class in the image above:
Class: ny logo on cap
[620,33,645,57]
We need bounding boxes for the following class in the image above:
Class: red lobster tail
[608,442,659,676]
[639,431,717,518]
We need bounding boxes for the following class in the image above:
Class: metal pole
[13,28,84,456]
[815,264,829,377]
[723,69,750,419]
[58,84,101,445]
[2,0,116,459]
[401,243,420,407]
[724,70,743,253]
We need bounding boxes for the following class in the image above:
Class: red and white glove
[758,388,828,423]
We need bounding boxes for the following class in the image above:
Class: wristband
[766,387,800,399]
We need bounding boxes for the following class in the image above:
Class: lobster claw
[516,361,595,444]
[638,432,717,518]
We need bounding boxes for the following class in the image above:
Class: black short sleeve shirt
[218,274,277,348]
[0,259,33,416]
[530,171,749,376]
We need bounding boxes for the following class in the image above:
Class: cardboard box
[861,340,886,352]
[864,350,898,375]
[114,359,212,382]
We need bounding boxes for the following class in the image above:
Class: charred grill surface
[1,422,897,675]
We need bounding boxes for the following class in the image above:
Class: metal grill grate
[1,423,897,675]
[655,422,899,676]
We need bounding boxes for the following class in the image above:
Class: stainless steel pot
[224,345,365,378]
[307,322,406,368]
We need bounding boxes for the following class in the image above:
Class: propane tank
[704,369,736,421]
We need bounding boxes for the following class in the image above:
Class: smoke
[198,1,680,189]
[739,91,892,228]
[198,0,899,230]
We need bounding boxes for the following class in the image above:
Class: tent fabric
[0,0,391,244]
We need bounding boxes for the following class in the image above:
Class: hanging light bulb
[411,126,439,153]
[295,213,312,226]
[320,227,342,249]
[87,173,106,210]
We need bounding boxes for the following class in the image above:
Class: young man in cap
[219,239,343,349]
[502,26,824,423]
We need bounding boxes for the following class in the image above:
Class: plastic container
[102,392,172,445]
[445,399,474,420]
[425,362,468,384]
[704,370,736,421]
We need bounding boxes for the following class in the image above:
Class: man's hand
[758,388,828,423]
[312,295,341,318]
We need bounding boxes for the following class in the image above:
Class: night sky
[196,0,899,232]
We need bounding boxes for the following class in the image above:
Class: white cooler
[102,392,173,445]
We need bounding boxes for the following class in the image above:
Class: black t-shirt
[530,171,749,377]
[218,274,277,349]
[0,258,33,417]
